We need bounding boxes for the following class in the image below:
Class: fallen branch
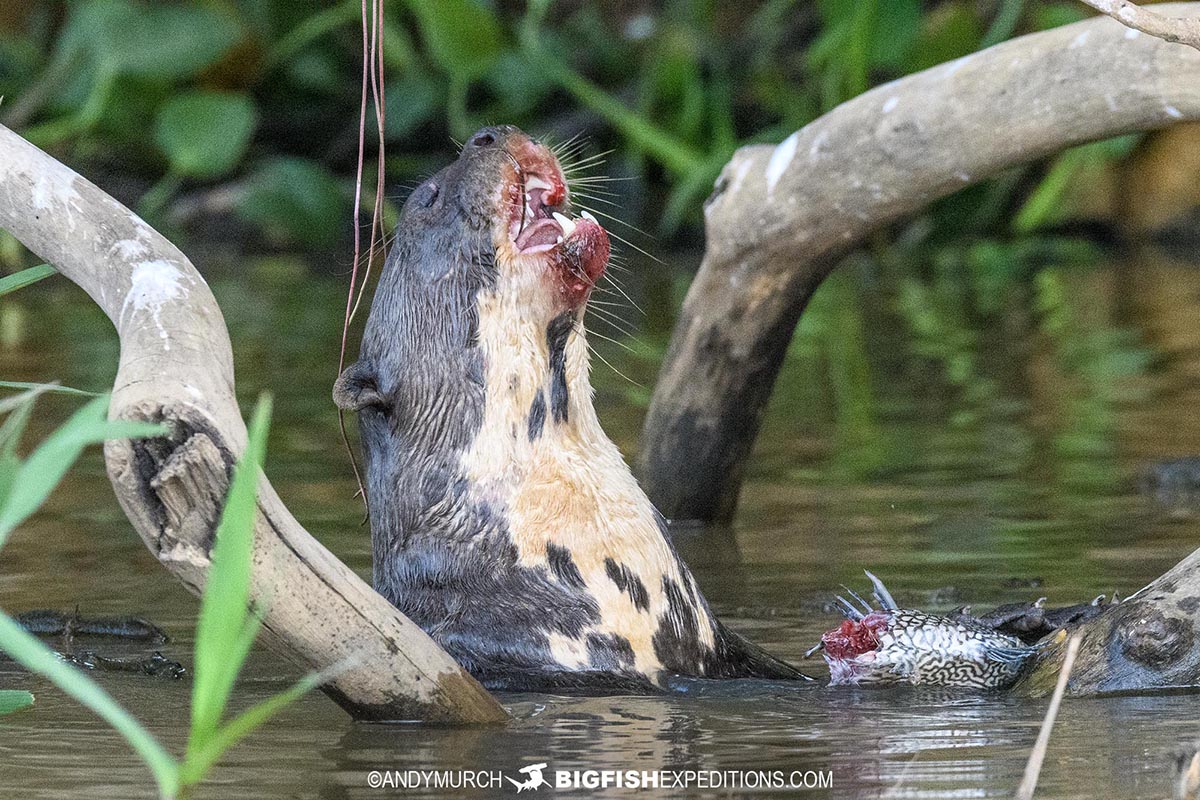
[1077,0,1200,51]
[0,124,508,724]
[1019,545,1200,694]
[639,3,1200,523]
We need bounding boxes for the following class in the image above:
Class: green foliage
[0,265,56,296]
[237,158,348,248]
[0,393,164,547]
[57,0,240,82]
[406,0,504,82]
[1,0,1145,244]
[0,689,35,716]
[0,381,98,398]
[187,395,272,761]
[0,390,326,797]
[154,92,259,180]
[21,0,241,146]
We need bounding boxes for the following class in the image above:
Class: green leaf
[188,394,272,754]
[0,265,56,297]
[237,158,347,248]
[384,76,442,142]
[907,3,985,73]
[406,0,503,81]
[0,391,40,513]
[870,0,922,68]
[181,667,328,787]
[1032,2,1089,30]
[0,395,166,547]
[58,0,241,82]
[0,689,34,716]
[0,381,99,400]
[981,0,1025,47]
[154,92,258,180]
[0,613,178,795]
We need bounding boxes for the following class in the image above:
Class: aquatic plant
[0,263,55,296]
[0,390,328,798]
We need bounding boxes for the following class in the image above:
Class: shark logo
[507,763,549,792]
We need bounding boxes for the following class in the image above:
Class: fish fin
[985,645,1036,665]
[840,585,874,614]
[834,595,865,621]
[864,570,899,611]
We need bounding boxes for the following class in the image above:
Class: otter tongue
[515,218,562,251]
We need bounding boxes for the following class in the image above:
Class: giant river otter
[334,125,806,691]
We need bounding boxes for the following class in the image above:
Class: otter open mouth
[510,173,598,254]
[504,138,610,306]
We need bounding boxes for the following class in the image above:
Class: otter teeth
[552,211,577,238]
[580,210,597,223]
[525,176,553,193]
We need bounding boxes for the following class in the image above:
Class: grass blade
[0,394,166,546]
[188,393,272,752]
[1016,634,1082,800]
[0,381,99,399]
[181,665,336,787]
[0,689,35,715]
[0,613,178,795]
[0,264,56,296]
[0,391,42,509]
[0,384,53,417]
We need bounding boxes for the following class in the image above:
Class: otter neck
[462,278,613,503]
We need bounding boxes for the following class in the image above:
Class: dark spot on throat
[547,312,574,424]
[527,391,546,441]
[652,575,708,674]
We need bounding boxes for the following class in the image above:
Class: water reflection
[2,252,1200,798]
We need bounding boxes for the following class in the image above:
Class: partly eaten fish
[809,571,1039,689]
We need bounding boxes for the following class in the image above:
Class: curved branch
[1078,0,1200,51]
[639,4,1200,522]
[0,124,508,724]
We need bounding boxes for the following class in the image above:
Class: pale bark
[0,124,508,724]
[1078,0,1200,51]
[638,4,1200,523]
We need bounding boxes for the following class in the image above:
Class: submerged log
[1020,554,1200,695]
[0,124,508,724]
[638,4,1200,523]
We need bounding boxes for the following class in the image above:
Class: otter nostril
[470,132,495,148]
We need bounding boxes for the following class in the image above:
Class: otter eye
[470,131,495,148]
[414,182,438,208]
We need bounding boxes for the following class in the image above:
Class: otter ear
[334,361,387,412]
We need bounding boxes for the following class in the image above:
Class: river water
[1,247,1199,798]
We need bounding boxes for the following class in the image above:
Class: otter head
[335,125,617,543]
[334,124,611,409]
[400,124,609,321]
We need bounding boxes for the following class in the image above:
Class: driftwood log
[638,4,1200,523]
[0,124,508,724]
[1020,556,1200,695]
